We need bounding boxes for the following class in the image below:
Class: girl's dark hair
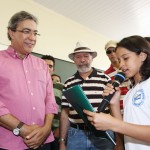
[116,35,150,81]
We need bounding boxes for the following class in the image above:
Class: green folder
[63,85,115,142]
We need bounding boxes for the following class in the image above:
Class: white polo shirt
[123,77,150,150]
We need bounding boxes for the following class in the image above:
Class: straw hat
[68,41,97,60]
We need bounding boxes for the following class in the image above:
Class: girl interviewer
[84,35,150,150]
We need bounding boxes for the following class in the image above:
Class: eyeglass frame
[12,28,40,36]
[106,48,116,55]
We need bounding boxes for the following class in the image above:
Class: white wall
[0,43,7,50]
[0,0,111,70]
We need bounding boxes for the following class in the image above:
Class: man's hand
[20,124,39,138]
[23,126,51,149]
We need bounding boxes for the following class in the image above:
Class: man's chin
[78,68,91,73]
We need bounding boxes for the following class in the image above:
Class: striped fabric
[104,65,129,113]
[61,68,111,124]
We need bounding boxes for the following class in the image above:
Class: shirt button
[33,107,36,110]
[31,92,33,96]
[32,122,35,125]
[25,70,28,73]
[28,81,31,84]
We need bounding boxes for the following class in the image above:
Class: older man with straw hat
[59,41,115,150]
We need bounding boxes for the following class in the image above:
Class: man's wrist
[13,121,24,136]
[59,138,66,143]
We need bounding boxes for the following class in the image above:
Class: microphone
[97,72,125,112]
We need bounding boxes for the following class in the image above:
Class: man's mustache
[79,63,87,66]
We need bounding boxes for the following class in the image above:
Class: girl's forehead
[116,48,132,57]
[116,47,131,53]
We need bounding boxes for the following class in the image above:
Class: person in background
[52,74,61,83]
[104,40,129,114]
[84,35,150,150]
[42,56,63,150]
[41,55,55,75]
[104,40,130,150]
[0,11,58,150]
[60,41,115,150]
[52,74,64,150]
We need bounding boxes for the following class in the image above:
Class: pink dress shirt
[0,46,58,150]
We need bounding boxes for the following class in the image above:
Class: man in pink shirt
[0,11,58,150]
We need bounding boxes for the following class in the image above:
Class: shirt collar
[6,45,29,59]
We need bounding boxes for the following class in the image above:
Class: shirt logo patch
[132,89,145,107]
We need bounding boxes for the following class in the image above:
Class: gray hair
[7,11,38,40]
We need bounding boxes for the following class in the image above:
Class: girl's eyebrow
[118,53,130,58]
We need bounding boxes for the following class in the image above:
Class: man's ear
[8,29,15,40]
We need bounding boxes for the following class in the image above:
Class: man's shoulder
[63,72,82,89]
[0,49,11,62]
[64,74,76,84]
[95,69,110,79]
[0,49,6,53]
[0,50,6,57]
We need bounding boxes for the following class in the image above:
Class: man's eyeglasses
[106,49,116,54]
[14,29,40,36]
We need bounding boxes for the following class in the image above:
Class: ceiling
[33,0,150,40]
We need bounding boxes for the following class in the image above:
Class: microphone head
[114,72,126,84]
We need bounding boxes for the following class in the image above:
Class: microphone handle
[97,81,120,113]
[97,92,114,112]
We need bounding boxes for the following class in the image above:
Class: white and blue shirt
[124,77,150,150]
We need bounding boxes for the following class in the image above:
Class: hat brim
[68,50,97,60]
